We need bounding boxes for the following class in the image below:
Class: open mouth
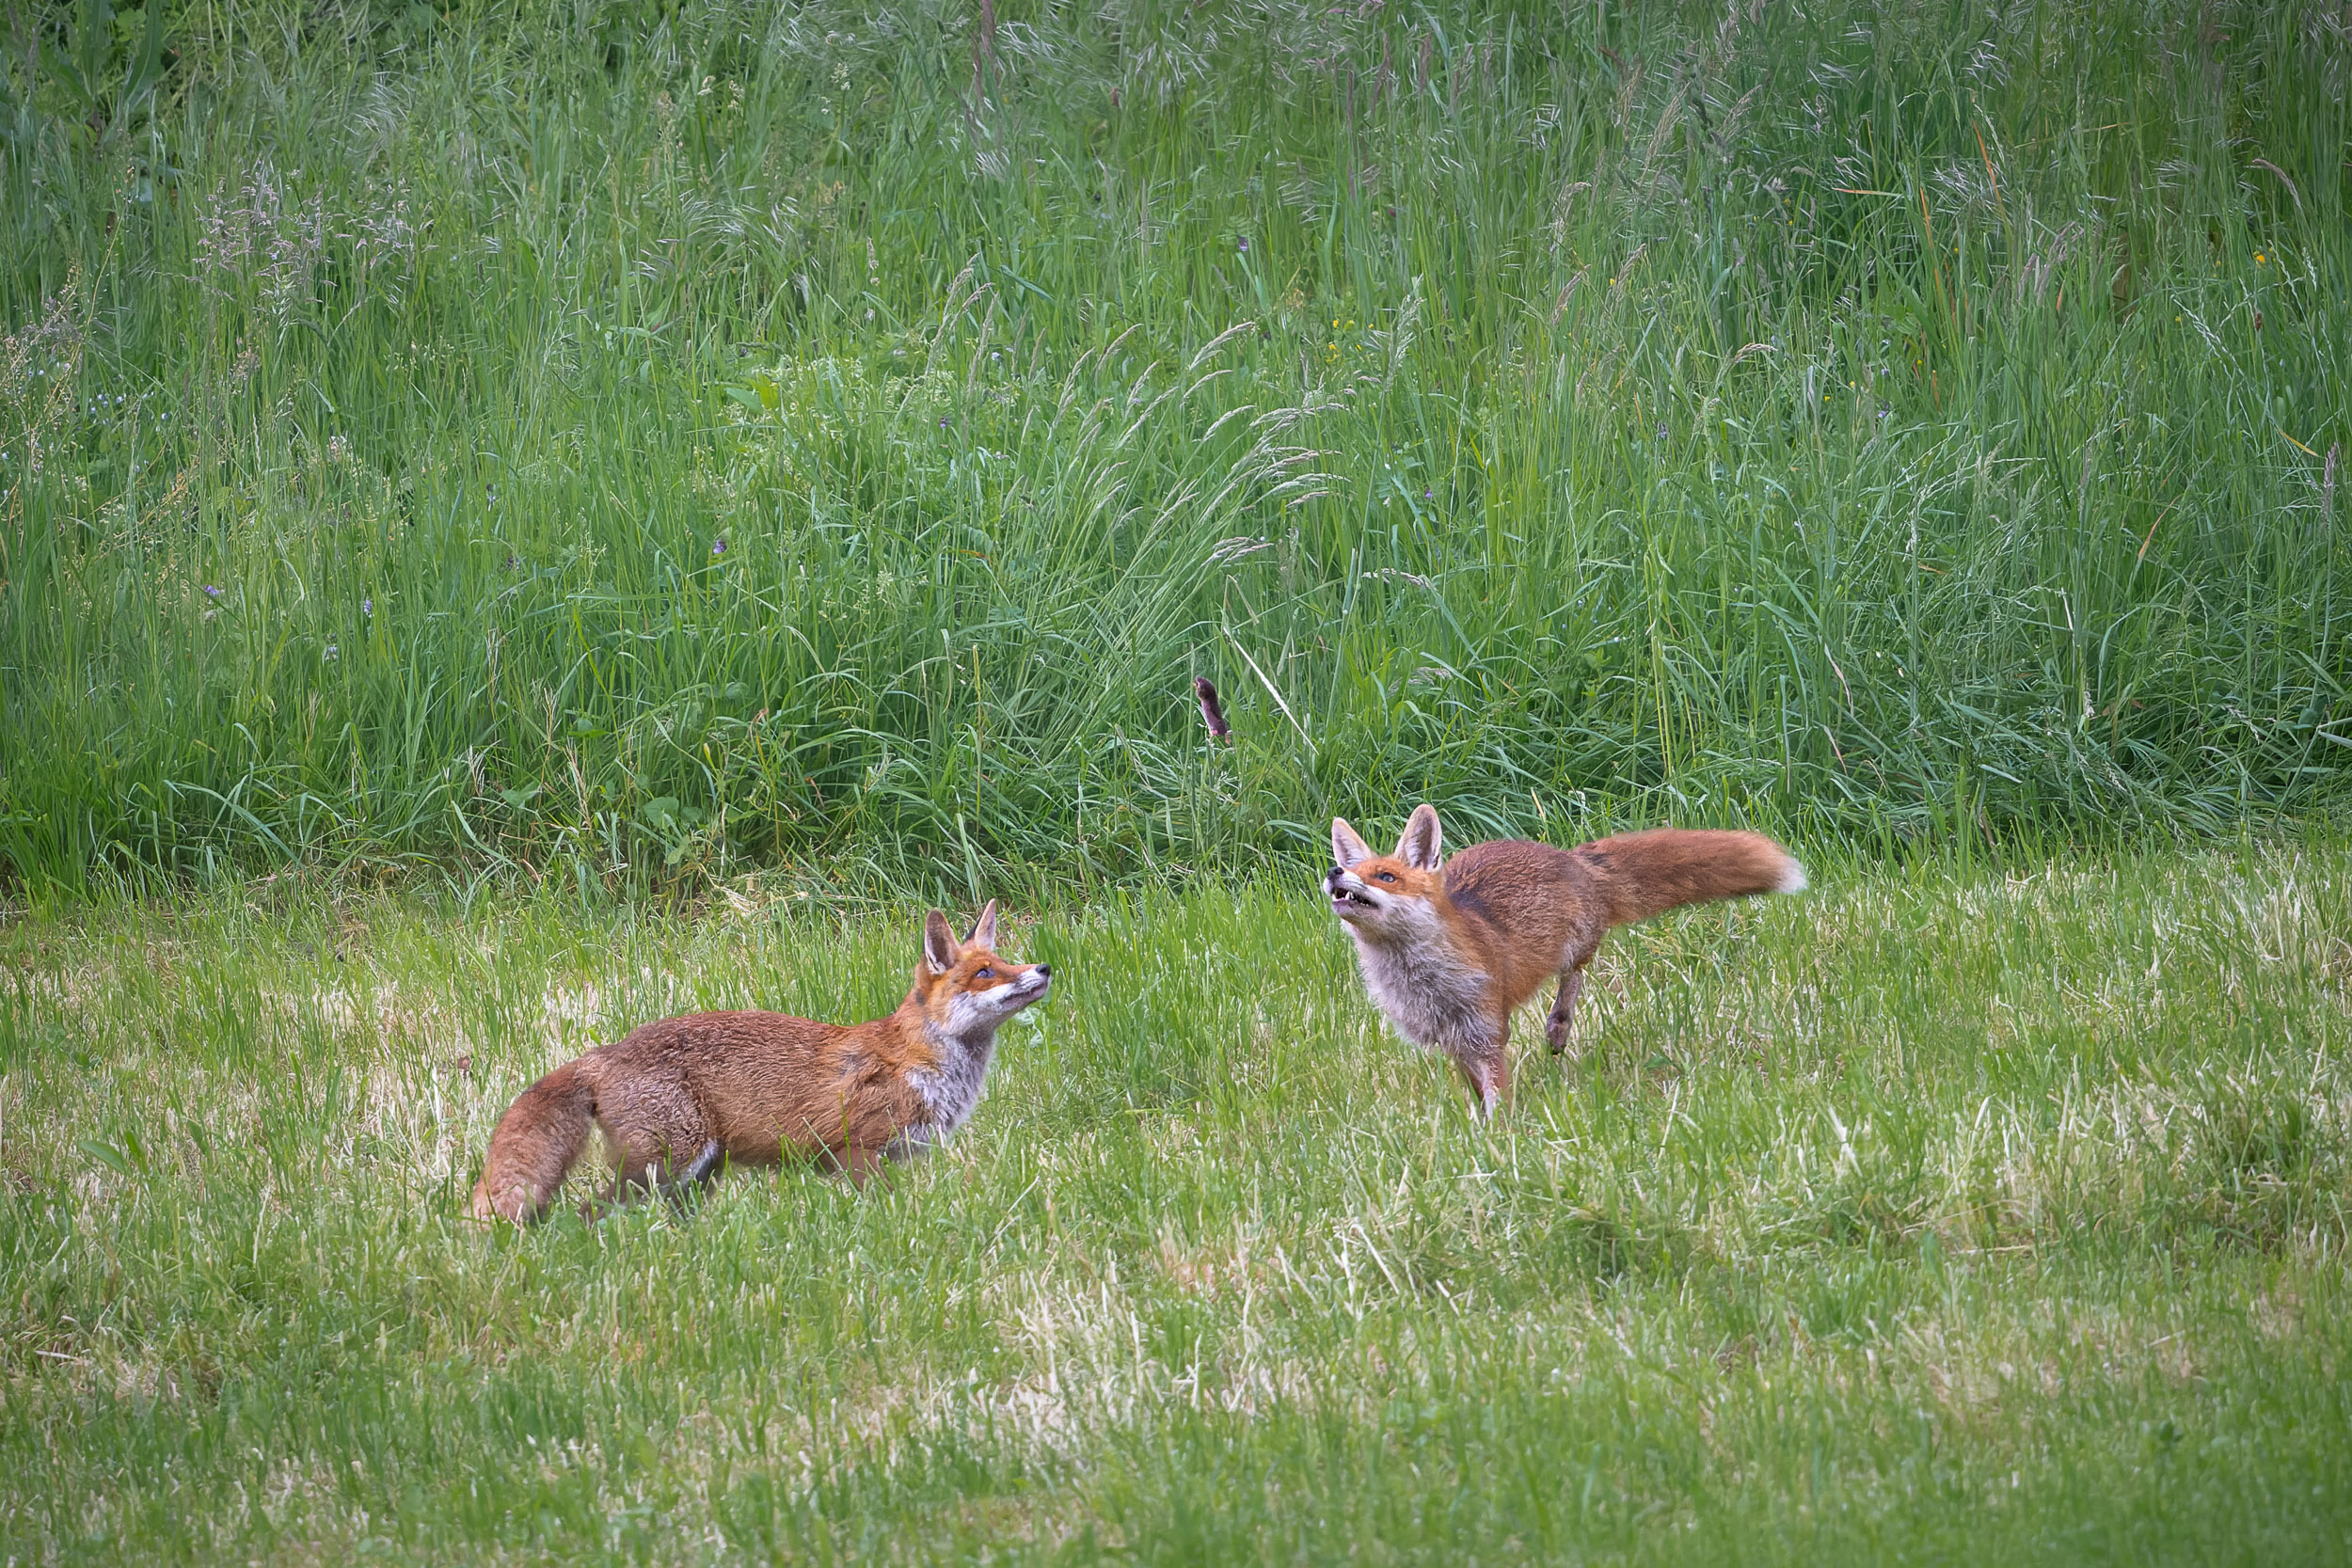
[1327,885,1376,915]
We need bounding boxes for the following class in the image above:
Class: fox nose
[1034,964,1052,980]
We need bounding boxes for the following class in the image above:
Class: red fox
[469,901,1051,1223]
[1323,805,1804,1116]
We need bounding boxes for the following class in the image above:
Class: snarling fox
[1324,806,1804,1116]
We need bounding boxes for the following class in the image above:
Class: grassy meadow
[4,847,2352,1561]
[5,1,2352,1562]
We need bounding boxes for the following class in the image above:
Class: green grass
[3,6,2347,1558]
[2,1,2347,896]
[4,844,2350,1561]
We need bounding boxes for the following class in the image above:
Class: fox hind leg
[655,1140,723,1212]
[591,1117,722,1217]
[620,1132,722,1194]
[1545,966,1587,1055]
[672,1139,723,1189]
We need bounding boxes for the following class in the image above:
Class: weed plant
[0,1,2346,897]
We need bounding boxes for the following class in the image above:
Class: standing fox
[469,901,1051,1223]
[1324,806,1804,1117]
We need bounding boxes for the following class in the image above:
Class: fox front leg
[1454,1050,1507,1120]
[1545,967,1586,1055]
[834,1144,889,1187]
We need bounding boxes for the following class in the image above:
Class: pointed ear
[922,910,960,973]
[1331,817,1375,868]
[966,898,999,950]
[1396,803,1443,871]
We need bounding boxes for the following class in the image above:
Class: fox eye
[974,967,993,980]
[1375,872,1396,882]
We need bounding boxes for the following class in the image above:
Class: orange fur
[469,902,1051,1223]
[1325,806,1804,1115]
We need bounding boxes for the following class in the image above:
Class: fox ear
[922,910,960,973]
[1331,817,1374,868]
[1396,803,1443,871]
[966,898,999,950]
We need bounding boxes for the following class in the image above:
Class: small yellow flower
[2254,253,2265,264]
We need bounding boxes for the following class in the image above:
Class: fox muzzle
[1324,866,1378,918]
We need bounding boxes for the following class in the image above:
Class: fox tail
[1573,828,1806,929]
[469,1060,599,1224]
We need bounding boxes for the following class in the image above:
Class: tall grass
[2,0,2346,897]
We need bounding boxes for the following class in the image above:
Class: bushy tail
[469,1060,598,1224]
[1573,828,1806,928]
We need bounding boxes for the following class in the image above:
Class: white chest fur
[1347,920,1495,1054]
[906,1016,1001,1138]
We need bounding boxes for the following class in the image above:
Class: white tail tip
[1775,858,1808,895]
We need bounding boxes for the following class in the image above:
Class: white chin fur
[946,990,1016,1035]
[951,978,1044,1031]
[1775,858,1808,894]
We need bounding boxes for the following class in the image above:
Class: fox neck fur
[904,990,1014,1139]
[1339,895,1500,1057]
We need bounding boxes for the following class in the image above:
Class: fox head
[911,899,1053,1037]
[1323,804,1447,939]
